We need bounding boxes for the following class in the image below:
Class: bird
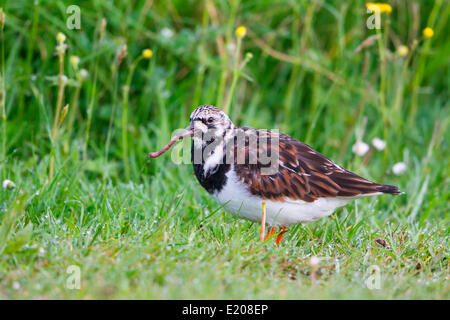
[149,105,402,245]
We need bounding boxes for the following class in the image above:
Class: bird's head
[148,105,234,158]
[188,105,234,148]
[189,105,233,134]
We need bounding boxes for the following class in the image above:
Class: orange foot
[275,227,288,245]
[263,226,288,245]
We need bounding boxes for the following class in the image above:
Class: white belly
[212,169,356,227]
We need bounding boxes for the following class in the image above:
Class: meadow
[0,0,448,299]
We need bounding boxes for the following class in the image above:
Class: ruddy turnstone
[149,105,402,245]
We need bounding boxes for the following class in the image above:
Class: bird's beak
[174,124,194,140]
[148,124,193,158]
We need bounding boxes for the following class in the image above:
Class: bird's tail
[376,184,404,195]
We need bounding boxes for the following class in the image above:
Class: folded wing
[233,129,401,203]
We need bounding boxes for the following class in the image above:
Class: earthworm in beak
[148,125,193,158]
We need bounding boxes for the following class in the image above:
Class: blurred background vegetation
[0,0,448,181]
[0,0,448,299]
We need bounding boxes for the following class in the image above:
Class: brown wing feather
[233,129,401,202]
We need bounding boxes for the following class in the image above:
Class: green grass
[0,0,449,299]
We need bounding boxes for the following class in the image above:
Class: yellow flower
[423,27,434,39]
[56,32,66,43]
[142,49,153,59]
[366,3,392,13]
[397,45,409,57]
[70,55,80,68]
[235,26,247,39]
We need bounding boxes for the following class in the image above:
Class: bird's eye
[207,117,214,124]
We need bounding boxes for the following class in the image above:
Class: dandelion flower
[366,3,392,13]
[397,45,409,57]
[235,26,247,39]
[56,32,66,43]
[371,137,386,151]
[352,140,370,156]
[161,27,174,38]
[423,27,434,39]
[2,179,16,189]
[70,55,80,68]
[142,49,153,59]
[392,162,407,175]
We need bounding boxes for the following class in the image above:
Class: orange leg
[264,227,277,241]
[260,202,267,242]
[275,227,288,245]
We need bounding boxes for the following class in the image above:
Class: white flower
[226,41,236,53]
[161,27,174,38]
[392,162,407,175]
[78,69,89,79]
[55,43,68,55]
[12,282,20,290]
[310,256,320,268]
[60,75,68,85]
[2,179,16,189]
[371,137,386,151]
[352,140,370,156]
[161,90,170,98]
